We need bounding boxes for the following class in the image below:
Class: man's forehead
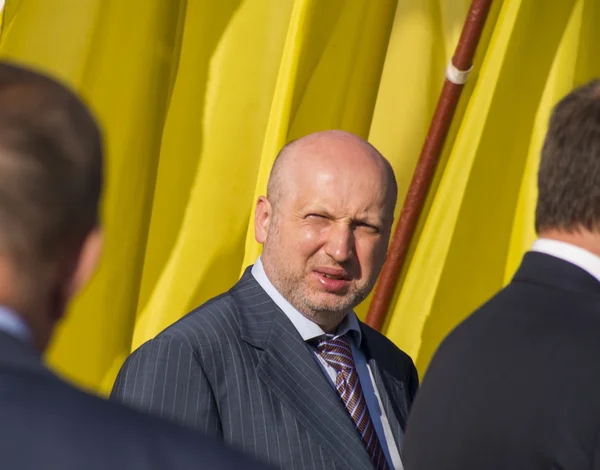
[285,172,391,211]
[269,131,397,214]
[288,153,389,190]
[283,152,384,186]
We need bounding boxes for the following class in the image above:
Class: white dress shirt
[252,257,404,469]
[531,238,600,282]
[0,305,31,344]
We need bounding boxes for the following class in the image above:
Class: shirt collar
[0,305,31,344]
[251,257,362,345]
[531,238,600,283]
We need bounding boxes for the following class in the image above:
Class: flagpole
[365,0,495,331]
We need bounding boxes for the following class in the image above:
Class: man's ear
[68,227,103,297]
[254,196,273,244]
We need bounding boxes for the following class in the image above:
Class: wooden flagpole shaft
[365,0,494,331]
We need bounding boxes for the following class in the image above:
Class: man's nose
[324,223,354,263]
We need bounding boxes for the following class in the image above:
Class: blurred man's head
[254,130,397,332]
[535,80,600,253]
[0,62,103,352]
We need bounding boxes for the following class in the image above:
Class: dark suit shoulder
[437,279,600,358]
[2,370,266,469]
[125,289,248,389]
[152,290,242,351]
[26,371,189,435]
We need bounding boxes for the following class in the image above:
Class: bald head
[266,130,397,216]
[255,130,397,331]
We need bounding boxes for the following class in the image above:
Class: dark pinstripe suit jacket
[112,268,418,470]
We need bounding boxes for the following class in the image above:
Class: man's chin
[305,294,357,315]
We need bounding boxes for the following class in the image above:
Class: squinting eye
[307,214,327,219]
[356,222,380,233]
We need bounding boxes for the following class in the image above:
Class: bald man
[112,131,419,470]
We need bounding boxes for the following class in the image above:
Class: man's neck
[0,262,51,353]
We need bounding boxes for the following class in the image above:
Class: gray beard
[272,267,373,324]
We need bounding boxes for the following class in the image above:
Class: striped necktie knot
[316,335,355,372]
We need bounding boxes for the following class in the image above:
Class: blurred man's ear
[69,227,103,297]
[254,196,273,244]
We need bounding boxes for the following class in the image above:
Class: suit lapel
[368,358,407,452]
[360,327,408,454]
[233,271,374,470]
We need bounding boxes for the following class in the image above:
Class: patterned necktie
[316,335,391,470]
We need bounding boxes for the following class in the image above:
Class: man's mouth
[314,267,350,280]
[322,273,344,279]
[313,268,352,292]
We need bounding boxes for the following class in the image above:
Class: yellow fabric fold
[1,0,187,391]
[130,0,294,357]
[239,0,316,272]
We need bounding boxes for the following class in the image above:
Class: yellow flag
[0,0,188,392]
[129,0,294,357]
[0,2,4,39]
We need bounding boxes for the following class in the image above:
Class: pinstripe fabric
[112,268,418,470]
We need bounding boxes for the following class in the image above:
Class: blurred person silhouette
[0,61,271,470]
[403,79,600,470]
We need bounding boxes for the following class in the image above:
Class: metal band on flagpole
[446,62,472,85]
